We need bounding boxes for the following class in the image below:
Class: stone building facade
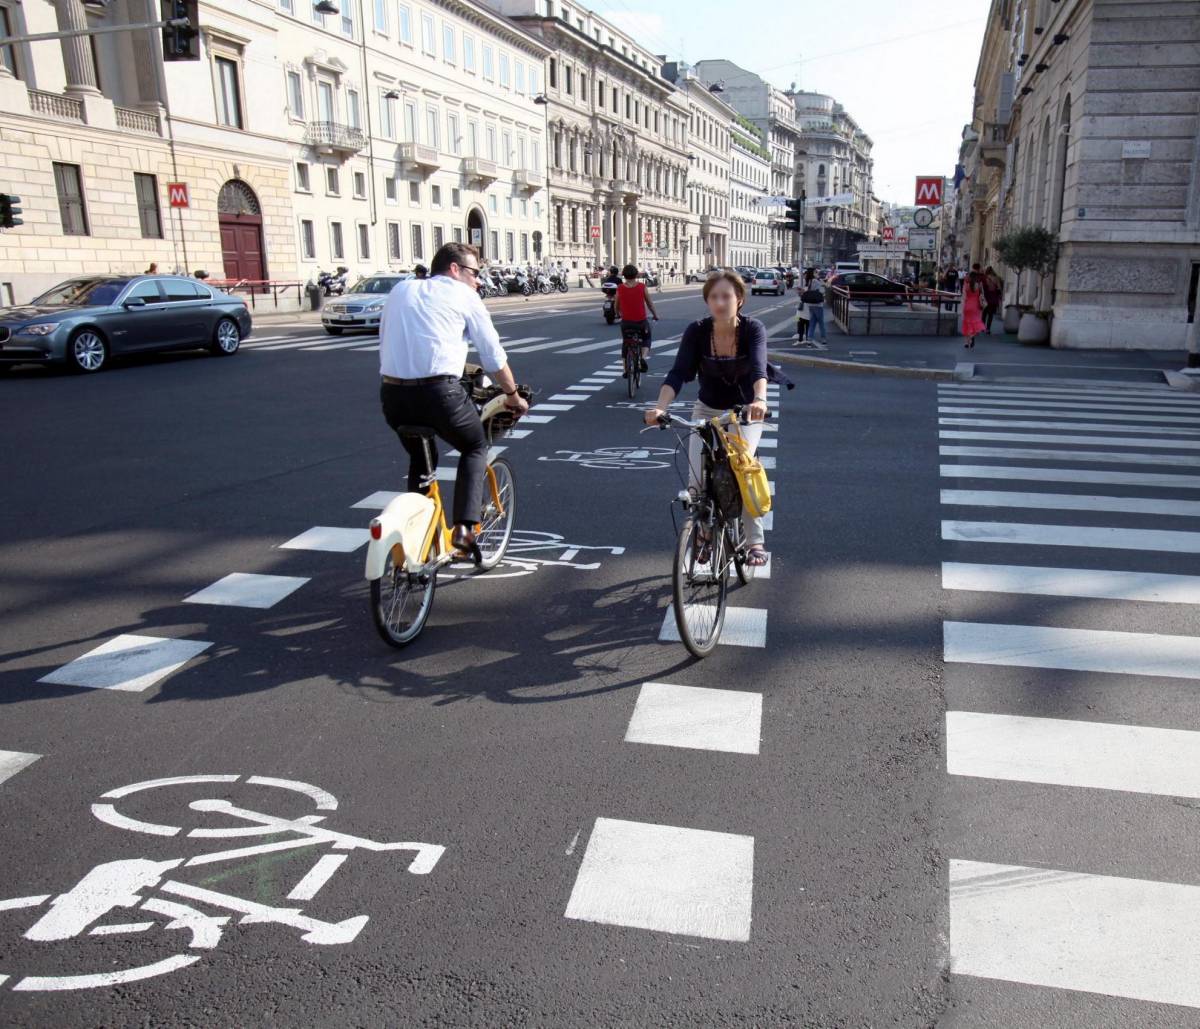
[484,0,691,275]
[962,0,1200,348]
[729,133,771,268]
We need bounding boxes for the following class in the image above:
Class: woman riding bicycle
[617,263,658,375]
[644,269,770,568]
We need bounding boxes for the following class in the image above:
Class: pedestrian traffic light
[785,196,804,233]
[161,0,200,61]
[0,193,22,229]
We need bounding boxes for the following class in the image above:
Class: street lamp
[314,0,339,13]
[383,88,400,100]
[533,94,549,105]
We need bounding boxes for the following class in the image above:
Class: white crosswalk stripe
[938,380,1200,1012]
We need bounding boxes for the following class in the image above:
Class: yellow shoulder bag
[724,420,773,519]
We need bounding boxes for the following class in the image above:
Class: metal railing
[208,278,304,308]
[304,121,367,152]
[115,105,161,134]
[28,89,84,122]
[828,285,962,336]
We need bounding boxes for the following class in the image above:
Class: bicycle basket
[709,454,742,521]
[477,384,532,441]
[725,423,773,519]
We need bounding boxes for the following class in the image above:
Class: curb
[768,350,967,382]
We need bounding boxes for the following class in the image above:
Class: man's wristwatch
[503,387,517,397]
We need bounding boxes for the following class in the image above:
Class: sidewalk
[766,323,1198,390]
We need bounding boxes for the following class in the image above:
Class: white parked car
[321,273,411,335]
[751,270,785,296]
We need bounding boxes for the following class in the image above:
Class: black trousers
[380,379,488,525]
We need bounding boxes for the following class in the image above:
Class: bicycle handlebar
[641,407,772,433]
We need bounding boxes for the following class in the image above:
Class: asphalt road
[2,288,1199,1026]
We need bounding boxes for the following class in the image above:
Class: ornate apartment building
[484,0,691,274]
[729,131,771,269]
[960,0,1200,349]
[0,0,550,303]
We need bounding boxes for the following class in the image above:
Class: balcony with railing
[979,121,1008,168]
[28,89,84,123]
[462,156,498,183]
[397,141,440,172]
[305,121,367,157]
[513,169,545,191]
[115,105,162,135]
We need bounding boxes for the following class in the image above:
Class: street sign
[914,177,943,206]
[470,228,482,246]
[167,182,190,208]
[809,192,854,207]
[881,226,894,242]
[907,229,936,251]
[589,225,600,239]
[642,231,653,246]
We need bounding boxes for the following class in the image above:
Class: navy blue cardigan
[663,316,768,410]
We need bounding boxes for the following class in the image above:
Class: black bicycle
[621,323,647,397]
[645,407,768,658]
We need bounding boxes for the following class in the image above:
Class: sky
[589,0,991,208]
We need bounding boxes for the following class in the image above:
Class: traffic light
[0,193,22,229]
[161,0,200,61]
[785,195,804,233]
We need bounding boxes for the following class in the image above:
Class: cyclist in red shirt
[616,263,659,375]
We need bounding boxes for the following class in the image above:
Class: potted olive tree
[994,226,1058,338]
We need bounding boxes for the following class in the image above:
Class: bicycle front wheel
[672,516,728,658]
[476,457,517,570]
[370,550,437,648]
[625,346,637,398]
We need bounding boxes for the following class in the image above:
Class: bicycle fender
[365,493,437,579]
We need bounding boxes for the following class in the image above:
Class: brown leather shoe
[451,523,477,558]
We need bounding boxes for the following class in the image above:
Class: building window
[384,176,396,202]
[442,23,454,62]
[489,229,499,257]
[488,195,497,213]
[425,105,439,149]
[451,187,461,208]
[505,231,514,262]
[515,61,525,94]
[403,99,417,141]
[433,224,444,248]
[300,219,316,259]
[0,5,22,79]
[431,184,442,208]
[448,113,460,155]
[397,3,412,42]
[295,161,310,192]
[411,223,424,259]
[505,195,513,215]
[53,162,88,236]
[358,222,371,259]
[548,58,556,89]
[340,2,353,37]
[347,88,361,129]
[502,130,512,167]
[520,232,529,260]
[564,66,572,95]
[482,45,494,81]
[463,34,475,72]
[486,125,497,162]
[326,167,339,195]
[133,173,162,239]
[554,205,563,241]
[286,70,304,118]
[499,52,510,88]
[353,171,366,198]
[213,53,244,129]
[467,120,478,156]
[372,0,387,32]
[387,221,402,261]
[532,140,540,172]
[529,67,539,94]
[330,221,345,260]
[420,12,434,54]
[409,180,420,204]
[452,226,462,243]
[380,92,396,137]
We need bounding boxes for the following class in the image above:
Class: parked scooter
[549,270,569,293]
[512,268,533,296]
[317,266,349,296]
[534,269,553,294]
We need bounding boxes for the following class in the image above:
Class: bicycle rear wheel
[672,515,728,658]
[475,457,517,570]
[728,523,750,586]
[625,344,637,398]
[370,550,437,648]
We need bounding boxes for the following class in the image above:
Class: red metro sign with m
[915,177,943,206]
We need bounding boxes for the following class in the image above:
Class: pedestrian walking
[961,269,986,349]
[801,274,827,344]
[983,266,1002,333]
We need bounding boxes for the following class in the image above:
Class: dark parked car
[735,266,757,284]
[0,275,252,373]
[827,271,910,304]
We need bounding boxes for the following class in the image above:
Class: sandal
[744,546,769,567]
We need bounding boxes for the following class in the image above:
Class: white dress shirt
[378,275,507,378]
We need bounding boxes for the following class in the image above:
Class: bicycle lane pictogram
[0,774,444,992]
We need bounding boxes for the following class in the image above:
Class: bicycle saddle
[393,425,437,439]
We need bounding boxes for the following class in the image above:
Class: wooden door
[219,216,265,283]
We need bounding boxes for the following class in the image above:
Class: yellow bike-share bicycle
[364,366,529,647]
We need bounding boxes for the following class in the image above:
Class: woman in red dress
[961,269,986,349]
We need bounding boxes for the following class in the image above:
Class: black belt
[381,374,458,386]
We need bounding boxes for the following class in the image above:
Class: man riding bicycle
[378,242,528,556]
[616,263,659,375]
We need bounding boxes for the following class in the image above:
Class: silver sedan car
[321,274,411,335]
[0,275,252,373]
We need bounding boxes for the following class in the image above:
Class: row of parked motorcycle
[476,267,570,299]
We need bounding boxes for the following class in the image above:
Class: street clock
[913,207,934,228]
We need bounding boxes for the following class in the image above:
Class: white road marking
[520,414,557,423]
[0,750,40,785]
[941,416,1200,436]
[659,606,768,648]
[942,561,1200,604]
[939,383,1200,402]
[938,395,1200,414]
[279,527,370,553]
[352,491,400,509]
[940,445,1200,467]
[564,817,754,942]
[941,488,1200,517]
[949,858,1200,1009]
[625,682,762,754]
[184,573,310,609]
[549,393,590,402]
[304,339,374,352]
[946,710,1200,798]
[507,336,590,353]
[940,430,1200,450]
[505,428,534,438]
[756,437,778,449]
[943,621,1200,679]
[243,336,332,351]
[496,336,548,348]
[38,635,213,693]
[559,338,622,354]
[287,853,349,901]
[939,389,1200,411]
[354,345,379,351]
[14,955,202,991]
[940,465,1200,489]
[568,385,605,391]
[943,519,1200,553]
[758,456,776,469]
[939,406,1200,425]
[532,403,576,412]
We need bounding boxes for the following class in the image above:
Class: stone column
[614,201,625,267]
[55,0,100,96]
